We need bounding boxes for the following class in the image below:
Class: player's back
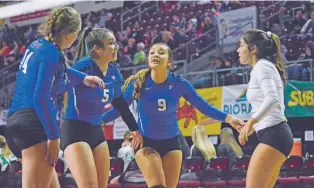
[9,38,60,115]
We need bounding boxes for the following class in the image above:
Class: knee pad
[151,185,166,188]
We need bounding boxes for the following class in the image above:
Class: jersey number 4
[157,99,167,111]
[19,49,33,74]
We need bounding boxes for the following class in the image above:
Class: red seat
[277,177,300,184]
[299,176,314,183]
[124,183,148,188]
[201,180,227,187]
[177,180,201,187]
[107,183,122,188]
[227,179,246,185]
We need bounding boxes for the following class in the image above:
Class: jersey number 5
[157,99,167,111]
[102,89,110,103]
[19,49,33,74]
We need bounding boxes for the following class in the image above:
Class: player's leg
[161,150,182,188]
[245,143,287,188]
[92,141,110,188]
[49,170,61,188]
[248,122,294,188]
[61,120,100,188]
[135,147,166,188]
[5,109,58,188]
[22,141,57,188]
[64,142,98,188]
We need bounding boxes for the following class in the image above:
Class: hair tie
[262,31,272,42]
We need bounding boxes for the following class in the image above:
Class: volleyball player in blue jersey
[61,27,142,188]
[5,7,104,188]
[102,43,245,188]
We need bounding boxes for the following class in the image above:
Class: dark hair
[122,43,173,101]
[242,29,286,84]
[74,27,113,62]
[37,7,81,48]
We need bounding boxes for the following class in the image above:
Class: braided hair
[37,6,81,116]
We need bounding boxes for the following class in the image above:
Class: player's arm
[33,53,61,140]
[102,80,134,124]
[64,62,88,89]
[180,76,230,122]
[110,69,138,131]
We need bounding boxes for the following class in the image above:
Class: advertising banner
[285,81,314,117]
[218,6,257,44]
[177,87,223,136]
[222,84,252,120]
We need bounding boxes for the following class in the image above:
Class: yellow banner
[177,87,223,136]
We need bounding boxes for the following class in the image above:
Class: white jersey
[246,59,287,132]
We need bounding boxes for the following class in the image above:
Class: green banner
[285,81,314,117]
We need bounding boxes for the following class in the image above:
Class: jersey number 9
[157,99,167,111]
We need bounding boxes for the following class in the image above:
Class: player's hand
[83,76,104,90]
[132,131,143,149]
[45,139,60,167]
[238,119,255,146]
[227,115,245,133]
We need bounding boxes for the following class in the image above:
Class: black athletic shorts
[5,109,48,158]
[137,135,182,157]
[256,121,294,157]
[60,119,105,151]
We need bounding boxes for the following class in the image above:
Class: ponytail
[271,33,287,85]
[73,27,93,63]
[122,68,151,101]
[63,27,92,113]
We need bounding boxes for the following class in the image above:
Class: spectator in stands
[226,0,242,11]
[117,49,133,67]
[98,9,107,28]
[110,131,145,184]
[131,21,145,43]
[0,41,11,57]
[301,10,314,35]
[217,127,243,166]
[291,11,306,34]
[133,42,146,65]
[190,125,216,161]
[105,12,115,32]
[299,40,314,60]
[125,37,137,58]
[180,125,216,181]
[0,135,18,172]
[154,31,175,49]
[299,40,314,81]
[117,31,128,48]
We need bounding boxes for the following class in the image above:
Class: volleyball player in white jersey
[237,29,294,188]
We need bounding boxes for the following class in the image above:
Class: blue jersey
[9,38,87,140]
[65,56,123,125]
[102,72,228,140]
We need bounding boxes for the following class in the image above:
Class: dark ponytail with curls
[242,29,287,85]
